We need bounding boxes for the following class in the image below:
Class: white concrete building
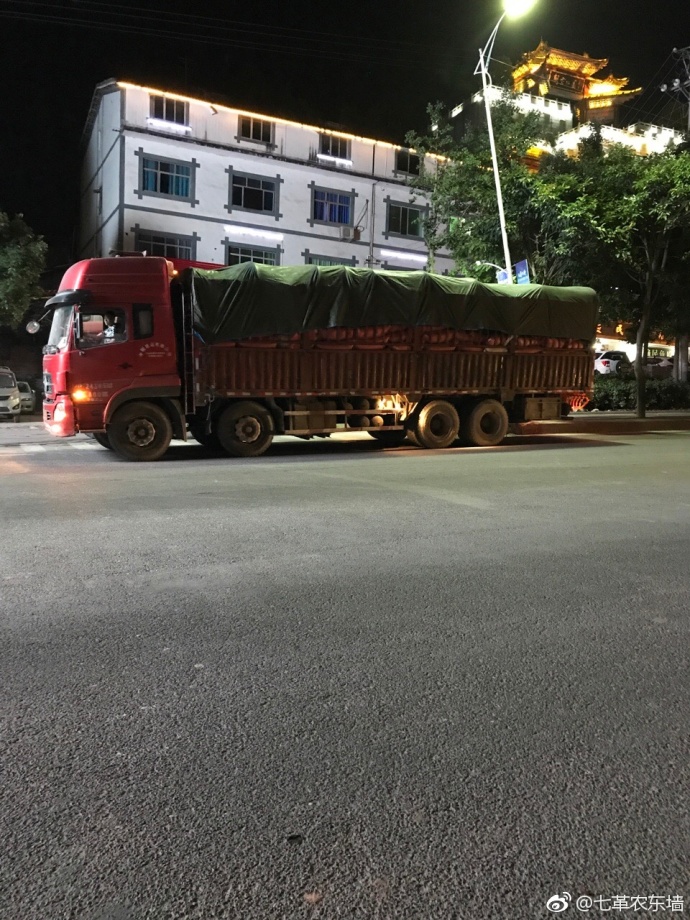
[80,79,454,273]
[555,121,685,157]
[452,85,576,135]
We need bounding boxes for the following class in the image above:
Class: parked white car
[0,367,22,421]
[17,381,36,414]
[594,351,634,377]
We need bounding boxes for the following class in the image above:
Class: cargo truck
[34,257,598,461]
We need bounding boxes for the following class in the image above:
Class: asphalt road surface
[2,426,689,919]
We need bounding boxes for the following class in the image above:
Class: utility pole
[660,48,690,381]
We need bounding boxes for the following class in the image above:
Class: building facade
[80,80,454,273]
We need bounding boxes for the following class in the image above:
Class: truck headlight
[54,401,67,423]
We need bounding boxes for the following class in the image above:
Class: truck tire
[413,400,460,449]
[108,401,173,461]
[217,401,274,458]
[93,432,113,450]
[461,399,508,447]
[369,430,407,448]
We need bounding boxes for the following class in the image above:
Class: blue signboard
[515,260,530,285]
[495,269,510,284]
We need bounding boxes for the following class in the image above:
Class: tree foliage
[0,212,47,327]
[406,104,690,416]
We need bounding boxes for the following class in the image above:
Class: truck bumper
[43,397,77,437]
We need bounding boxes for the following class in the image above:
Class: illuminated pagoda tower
[512,41,642,127]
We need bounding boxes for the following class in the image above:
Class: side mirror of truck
[26,321,41,334]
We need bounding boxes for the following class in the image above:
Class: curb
[513,415,690,436]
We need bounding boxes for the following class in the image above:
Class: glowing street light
[474,0,538,284]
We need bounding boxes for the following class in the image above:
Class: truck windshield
[46,305,73,353]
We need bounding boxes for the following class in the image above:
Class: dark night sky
[1,0,689,259]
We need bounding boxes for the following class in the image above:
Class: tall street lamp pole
[474,0,537,284]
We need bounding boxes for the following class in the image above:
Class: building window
[387,203,423,238]
[141,157,192,199]
[226,244,279,266]
[134,230,195,260]
[230,173,277,214]
[312,188,353,225]
[319,133,351,160]
[149,94,189,125]
[395,150,421,176]
[305,254,354,266]
[238,116,273,144]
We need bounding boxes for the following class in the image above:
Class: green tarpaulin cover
[184,263,599,345]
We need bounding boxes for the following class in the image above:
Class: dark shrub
[590,376,690,410]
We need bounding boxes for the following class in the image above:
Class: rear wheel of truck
[92,432,113,450]
[369,430,407,448]
[461,399,508,447]
[108,401,173,461]
[413,400,460,449]
[217,401,274,458]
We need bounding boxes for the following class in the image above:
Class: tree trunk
[634,275,655,419]
[676,333,689,382]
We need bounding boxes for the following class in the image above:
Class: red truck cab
[42,257,182,447]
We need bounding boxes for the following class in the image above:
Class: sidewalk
[513,410,690,436]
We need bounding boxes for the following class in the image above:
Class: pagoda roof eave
[517,42,609,77]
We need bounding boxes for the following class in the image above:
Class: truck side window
[78,310,127,348]
[133,304,154,339]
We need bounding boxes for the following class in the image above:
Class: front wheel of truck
[92,432,113,450]
[217,401,275,457]
[108,402,173,461]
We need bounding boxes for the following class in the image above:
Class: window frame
[303,252,357,267]
[136,150,197,204]
[394,149,421,177]
[76,308,128,349]
[227,169,280,217]
[133,304,154,340]
[225,242,281,266]
[319,133,351,161]
[237,115,274,146]
[385,200,425,239]
[149,94,189,126]
[133,228,198,261]
[309,184,355,227]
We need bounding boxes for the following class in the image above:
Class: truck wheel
[93,432,113,450]
[413,400,459,449]
[369,430,407,448]
[108,402,173,461]
[217,401,274,457]
[461,399,508,447]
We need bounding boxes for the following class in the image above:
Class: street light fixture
[475,260,509,283]
[474,0,538,284]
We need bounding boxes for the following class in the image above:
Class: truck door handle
[118,362,133,369]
